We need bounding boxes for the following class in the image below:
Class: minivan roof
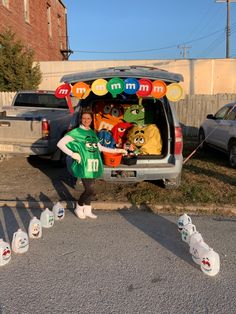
[60,65,184,84]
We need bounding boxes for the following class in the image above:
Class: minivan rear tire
[163,174,181,189]
[198,128,207,150]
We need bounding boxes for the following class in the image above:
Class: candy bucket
[122,155,137,165]
[103,152,122,167]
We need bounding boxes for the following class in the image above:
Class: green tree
[0,28,42,91]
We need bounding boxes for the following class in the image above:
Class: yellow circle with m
[91,79,108,96]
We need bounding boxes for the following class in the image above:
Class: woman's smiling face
[81,113,92,129]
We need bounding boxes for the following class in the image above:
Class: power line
[200,25,236,57]
[71,28,228,55]
[186,4,223,43]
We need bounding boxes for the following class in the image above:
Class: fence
[174,93,236,136]
[1,92,236,137]
[0,92,16,108]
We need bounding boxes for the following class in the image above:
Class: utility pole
[216,0,236,58]
[178,45,191,58]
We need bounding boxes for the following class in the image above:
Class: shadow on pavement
[0,199,43,243]
[1,205,20,243]
[27,156,77,213]
[119,208,196,268]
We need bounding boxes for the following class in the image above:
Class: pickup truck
[0,90,72,162]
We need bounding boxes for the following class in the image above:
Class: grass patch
[96,138,236,206]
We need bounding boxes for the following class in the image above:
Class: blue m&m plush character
[97,129,116,148]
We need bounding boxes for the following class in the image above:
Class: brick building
[0,0,72,61]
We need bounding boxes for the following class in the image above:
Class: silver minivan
[61,66,184,188]
[198,102,236,168]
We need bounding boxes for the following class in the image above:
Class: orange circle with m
[151,80,167,99]
[72,82,90,99]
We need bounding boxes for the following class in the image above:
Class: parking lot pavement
[0,209,236,313]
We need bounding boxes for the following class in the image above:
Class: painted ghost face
[200,249,220,276]
[94,102,124,132]
[40,209,55,228]
[97,129,116,148]
[1,242,11,264]
[19,237,28,249]
[190,241,209,266]
[49,215,54,226]
[12,229,29,253]
[32,223,41,237]
[181,223,196,244]
[29,217,42,238]
[3,247,11,260]
[57,208,65,219]
[53,203,65,221]
[177,213,192,232]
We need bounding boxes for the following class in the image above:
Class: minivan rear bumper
[102,157,183,182]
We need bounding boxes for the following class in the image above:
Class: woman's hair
[81,106,93,118]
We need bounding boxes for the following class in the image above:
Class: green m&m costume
[66,127,104,179]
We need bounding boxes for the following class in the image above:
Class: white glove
[117,149,128,155]
[72,152,81,163]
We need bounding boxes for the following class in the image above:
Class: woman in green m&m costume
[57,109,126,219]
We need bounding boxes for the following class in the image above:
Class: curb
[0,200,235,216]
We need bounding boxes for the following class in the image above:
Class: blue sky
[63,0,236,60]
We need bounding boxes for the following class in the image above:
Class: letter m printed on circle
[59,89,68,95]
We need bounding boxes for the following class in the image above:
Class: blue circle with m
[124,78,140,94]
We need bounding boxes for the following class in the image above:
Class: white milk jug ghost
[0,239,11,266]
[181,223,197,244]
[52,202,65,221]
[200,247,220,276]
[191,241,210,266]
[177,213,192,232]
[28,217,42,239]
[40,208,54,228]
[189,231,204,258]
[12,229,29,254]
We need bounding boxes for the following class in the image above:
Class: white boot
[84,205,97,219]
[74,204,86,219]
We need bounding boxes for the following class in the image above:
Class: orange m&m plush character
[93,102,124,132]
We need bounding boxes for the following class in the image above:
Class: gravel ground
[0,155,124,203]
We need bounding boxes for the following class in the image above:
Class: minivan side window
[226,106,236,121]
[214,106,231,120]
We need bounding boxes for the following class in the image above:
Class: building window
[47,3,52,38]
[24,0,30,22]
[57,14,63,49]
[2,0,9,9]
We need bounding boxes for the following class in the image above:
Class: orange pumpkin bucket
[103,152,122,167]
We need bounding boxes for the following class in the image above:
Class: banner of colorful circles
[55,77,184,102]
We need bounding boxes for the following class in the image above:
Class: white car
[198,102,236,168]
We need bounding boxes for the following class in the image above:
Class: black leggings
[78,178,95,206]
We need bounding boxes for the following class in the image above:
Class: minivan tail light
[174,126,183,155]
[42,118,50,139]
